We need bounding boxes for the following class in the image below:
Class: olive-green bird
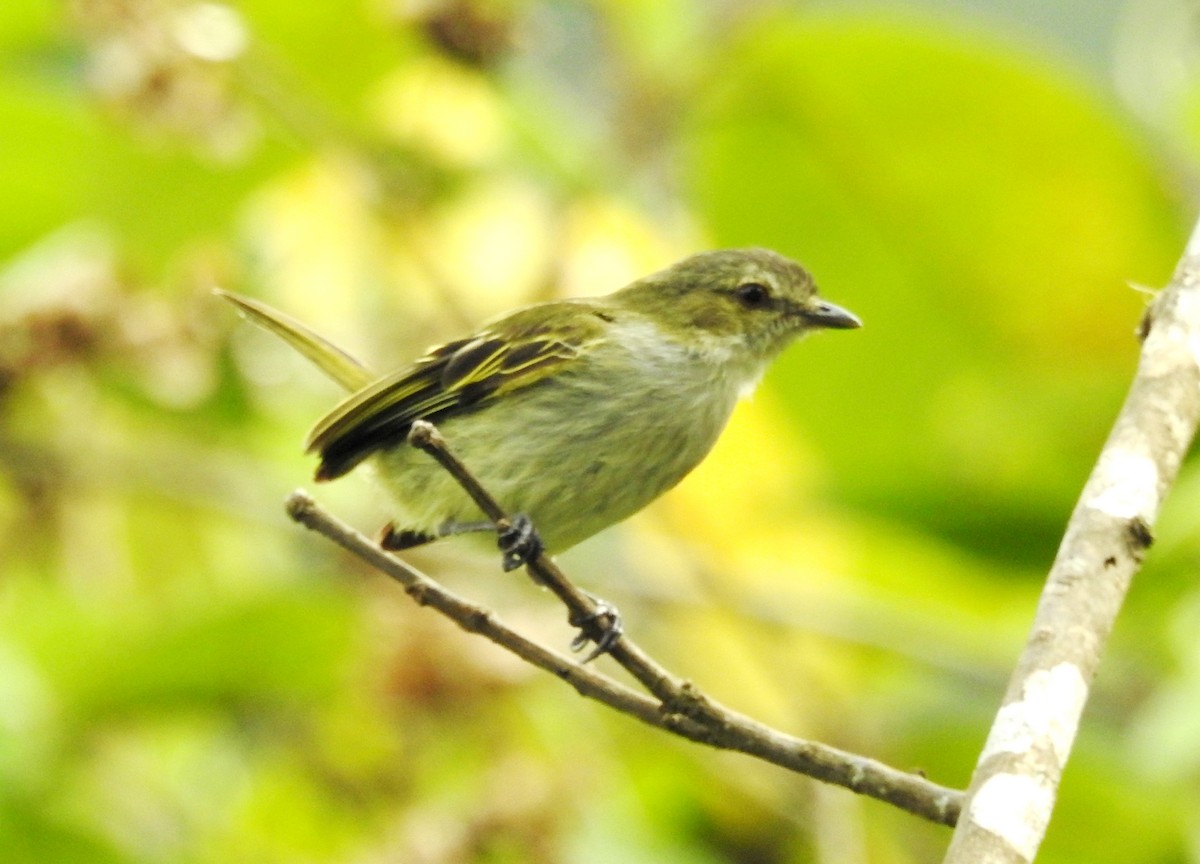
[219,248,860,561]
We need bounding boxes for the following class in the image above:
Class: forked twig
[286,424,963,826]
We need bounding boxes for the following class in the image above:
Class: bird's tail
[214,289,373,392]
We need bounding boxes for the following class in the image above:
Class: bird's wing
[215,289,374,391]
[306,300,609,481]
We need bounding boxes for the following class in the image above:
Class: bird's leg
[381,515,546,575]
[379,519,493,550]
[440,519,495,538]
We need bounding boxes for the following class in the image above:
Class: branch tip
[285,489,315,523]
[406,419,439,451]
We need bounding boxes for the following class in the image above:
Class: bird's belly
[373,372,737,552]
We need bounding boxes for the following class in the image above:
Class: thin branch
[286,490,665,723]
[406,420,684,701]
[943,219,1200,863]
[285,490,963,826]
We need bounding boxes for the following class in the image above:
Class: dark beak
[802,299,862,330]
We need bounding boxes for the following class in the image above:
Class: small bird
[219,248,860,560]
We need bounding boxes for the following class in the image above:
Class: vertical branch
[943,219,1200,863]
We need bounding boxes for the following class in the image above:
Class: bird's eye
[734,282,771,308]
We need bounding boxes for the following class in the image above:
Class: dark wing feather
[305,301,607,481]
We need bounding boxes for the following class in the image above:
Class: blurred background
[3,0,1200,861]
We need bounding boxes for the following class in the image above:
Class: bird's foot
[498,514,543,572]
[570,594,624,663]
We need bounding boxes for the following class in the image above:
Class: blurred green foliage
[3,1,1200,862]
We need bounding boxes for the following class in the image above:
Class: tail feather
[214,289,373,392]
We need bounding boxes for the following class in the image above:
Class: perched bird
[219,248,860,560]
